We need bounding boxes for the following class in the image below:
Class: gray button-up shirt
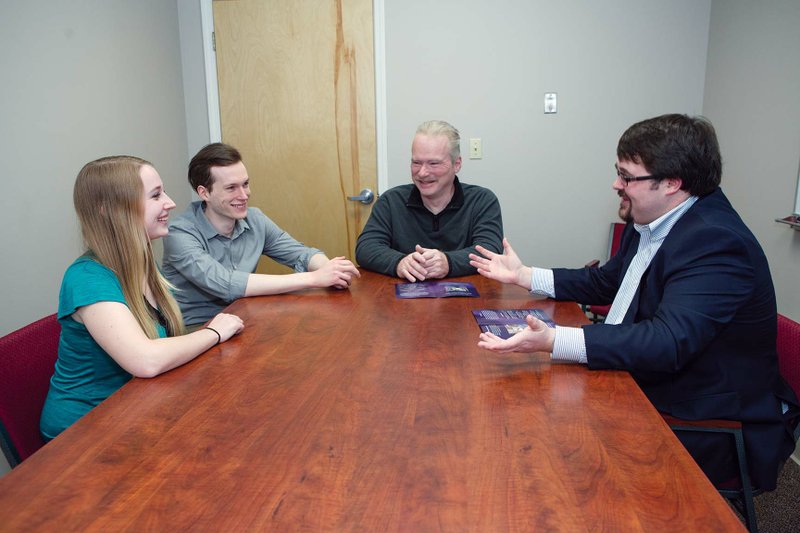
[162,201,322,325]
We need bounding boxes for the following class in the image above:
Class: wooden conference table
[0,272,744,531]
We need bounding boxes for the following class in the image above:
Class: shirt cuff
[296,248,324,272]
[230,270,250,300]
[551,326,588,364]
[531,267,555,297]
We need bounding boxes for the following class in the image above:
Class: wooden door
[213,0,377,273]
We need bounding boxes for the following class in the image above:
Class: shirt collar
[634,195,698,242]
[192,200,250,240]
[406,176,465,210]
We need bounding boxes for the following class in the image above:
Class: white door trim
[371,0,388,194]
[200,0,221,142]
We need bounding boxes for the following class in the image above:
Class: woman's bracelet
[205,326,221,345]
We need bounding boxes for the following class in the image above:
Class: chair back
[0,314,60,467]
[777,313,800,399]
[586,223,627,322]
[607,222,626,260]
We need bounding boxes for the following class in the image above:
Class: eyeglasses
[614,164,661,186]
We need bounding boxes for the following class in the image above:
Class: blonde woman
[41,156,244,440]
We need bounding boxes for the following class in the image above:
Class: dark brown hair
[617,114,722,197]
[188,142,243,192]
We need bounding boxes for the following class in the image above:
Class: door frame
[199,0,388,194]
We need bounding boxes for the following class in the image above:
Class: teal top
[40,255,167,440]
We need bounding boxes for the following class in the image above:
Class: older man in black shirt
[356,120,503,282]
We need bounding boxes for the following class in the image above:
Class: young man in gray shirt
[163,143,359,326]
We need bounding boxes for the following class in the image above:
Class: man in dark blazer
[469,114,799,491]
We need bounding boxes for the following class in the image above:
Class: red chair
[0,314,60,468]
[660,414,757,531]
[777,314,800,398]
[585,222,626,323]
[777,313,800,441]
[660,314,800,532]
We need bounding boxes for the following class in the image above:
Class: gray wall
[0,0,191,339]
[177,0,214,157]
[384,0,711,269]
[703,0,800,321]
[383,0,800,320]
[0,0,191,475]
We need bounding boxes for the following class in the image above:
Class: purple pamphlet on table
[472,308,556,339]
[395,281,480,299]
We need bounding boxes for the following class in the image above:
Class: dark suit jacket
[553,188,798,490]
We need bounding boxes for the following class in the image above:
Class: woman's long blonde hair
[73,156,185,338]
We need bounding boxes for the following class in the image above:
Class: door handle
[347,188,375,205]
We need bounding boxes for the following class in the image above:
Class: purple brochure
[472,308,556,339]
[395,281,480,299]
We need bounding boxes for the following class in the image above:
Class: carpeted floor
[752,458,800,532]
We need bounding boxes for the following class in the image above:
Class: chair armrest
[660,413,743,430]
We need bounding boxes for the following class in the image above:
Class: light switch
[469,138,482,159]
[544,92,557,114]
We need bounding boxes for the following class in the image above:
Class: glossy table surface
[0,272,743,531]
